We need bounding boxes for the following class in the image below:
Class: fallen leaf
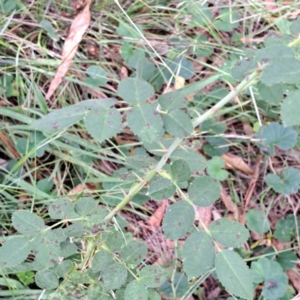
[287,269,300,293]
[194,205,212,229]
[68,182,96,196]
[46,0,93,100]
[148,200,167,227]
[174,75,185,90]
[0,132,20,158]
[222,153,254,175]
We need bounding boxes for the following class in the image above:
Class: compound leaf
[140,265,166,288]
[12,211,46,235]
[85,65,107,87]
[120,240,147,265]
[281,89,300,126]
[182,231,215,278]
[265,167,300,195]
[35,270,59,290]
[32,105,86,131]
[209,218,249,247]
[148,290,161,300]
[0,237,32,269]
[105,230,124,251]
[215,250,253,300]
[246,209,270,234]
[188,176,220,207]
[124,280,148,300]
[74,197,97,216]
[163,110,193,138]
[85,106,122,143]
[118,78,154,105]
[158,89,190,110]
[127,103,164,143]
[163,200,195,239]
[102,262,128,289]
[148,178,176,200]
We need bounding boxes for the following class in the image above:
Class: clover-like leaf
[140,265,166,288]
[105,230,125,251]
[158,89,190,111]
[148,178,176,200]
[91,250,114,272]
[206,156,228,181]
[118,78,154,105]
[35,270,59,290]
[265,167,300,195]
[163,57,194,81]
[216,250,253,300]
[163,110,193,138]
[257,82,283,105]
[209,218,249,247]
[188,175,220,207]
[214,8,239,32]
[49,198,78,219]
[256,122,297,156]
[163,200,195,239]
[281,89,300,126]
[246,209,270,234]
[74,197,97,216]
[182,231,215,278]
[85,106,122,143]
[85,65,107,87]
[277,251,297,271]
[274,214,298,242]
[125,280,148,300]
[127,103,164,143]
[0,237,32,269]
[32,105,86,131]
[171,159,191,183]
[120,240,147,265]
[12,211,46,235]
[102,262,128,290]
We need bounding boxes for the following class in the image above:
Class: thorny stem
[104,70,261,222]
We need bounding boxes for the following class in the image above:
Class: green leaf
[139,265,166,288]
[209,218,249,247]
[0,237,31,269]
[257,122,297,156]
[55,260,74,278]
[281,89,300,126]
[118,78,154,105]
[120,240,147,265]
[158,90,190,111]
[187,3,213,27]
[277,251,297,271]
[33,231,61,268]
[49,198,78,219]
[215,250,253,300]
[102,262,128,289]
[148,178,176,200]
[12,211,46,235]
[163,200,195,239]
[144,137,175,156]
[182,231,215,278]
[274,215,297,242]
[85,65,107,87]
[214,9,239,32]
[148,290,162,300]
[246,209,270,234]
[163,57,194,81]
[124,280,148,300]
[117,22,143,38]
[206,157,228,181]
[35,270,59,290]
[40,20,59,41]
[251,258,288,300]
[79,98,117,109]
[91,250,114,272]
[257,82,283,105]
[60,241,78,258]
[85,106,122,143]
[256,45,294,62]
[105,230,125,251]
[265,167,300,195]
[171,159,191,183]
[159,273,189,298]
[84,206,108,234]
[74,197,97,216]
[163,110,193,138]
[171,147,206,172]
[32,105,86,131]
[232,58,257,80]
[127,103,164,143]
[188,175,220,207]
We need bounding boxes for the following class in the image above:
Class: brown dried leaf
[148,200,167,227]
[220,186,238,213]
[265,0,278,11]
[195,205,212,229]
[68,182,96,196]
[46,0,92,100]
[287,269,300,293]
[222,153,254,175]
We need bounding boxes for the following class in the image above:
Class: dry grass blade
[46,0,93,100]
[222,153,254,175]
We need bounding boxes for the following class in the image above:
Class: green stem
[104,70,261,222]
